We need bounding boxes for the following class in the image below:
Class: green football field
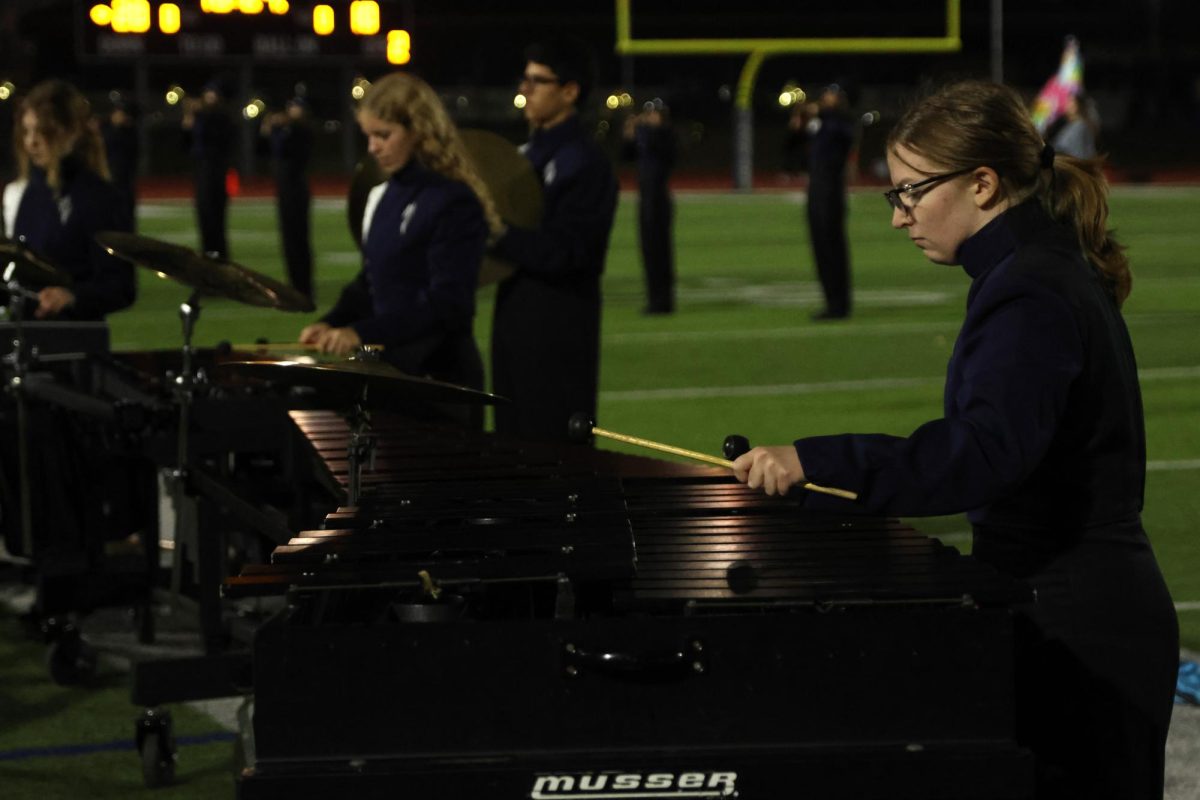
[114,186,1200,648]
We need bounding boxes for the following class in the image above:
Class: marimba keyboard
[232,410,1035,800]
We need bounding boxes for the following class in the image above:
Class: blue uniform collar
[388,159,427,185]
[957,200,1058,279]
[530,113,582,146]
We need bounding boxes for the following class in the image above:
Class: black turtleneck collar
[28,152,86,191]
[530,113,582,148]
[59,152,85,184]
[388,158,425,185]
[957,200,1062,280]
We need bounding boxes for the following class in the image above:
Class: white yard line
[605,311,1197,346]
[601,365,1200,402]
[601,375,938,402]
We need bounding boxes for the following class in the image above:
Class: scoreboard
[76,0,412,64]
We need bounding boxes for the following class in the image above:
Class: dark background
[2,0,1198,181]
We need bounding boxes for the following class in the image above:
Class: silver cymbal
[0,239,72,288]
[217,359,506,408]
[95,231,315,312]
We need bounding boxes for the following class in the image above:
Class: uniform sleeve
[491,153,616,280]
[321,271,371,327]
[69,185,137,319]
[352,191,485,346]
[794,272,1084,516]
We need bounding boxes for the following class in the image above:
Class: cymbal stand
[3,263,39,559]
[168,291,201,599]
[345,390,375,507]
[344,346,382,506]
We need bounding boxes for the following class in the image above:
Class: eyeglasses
[883,167,975,213]
[519,73,561,88]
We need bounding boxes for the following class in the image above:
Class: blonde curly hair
[359,73,502,236]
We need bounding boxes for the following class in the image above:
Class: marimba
[228,410,1035,800]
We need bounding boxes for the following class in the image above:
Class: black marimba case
[232,414,1034,800]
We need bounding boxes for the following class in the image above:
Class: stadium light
[159,3,181,34]
[313,4,334,35]
[386,29,410,64]
[351,1,380,36]
[605,95,619,110]
[244,98,266,120]
[165,84,185,105]
[89,4,113,26]
[112,0,151,33]
[777,83,805,108]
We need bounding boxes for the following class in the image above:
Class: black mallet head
[723,434,751,460]
[567,412,596,444]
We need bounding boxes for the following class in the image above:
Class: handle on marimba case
[562,640,706,682]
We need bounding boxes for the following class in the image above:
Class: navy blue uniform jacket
[10,157,136,320]
[321,161,485,377]
[490,115,619,440]
[796,201,1145,561]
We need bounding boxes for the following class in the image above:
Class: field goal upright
[614,0,963,189]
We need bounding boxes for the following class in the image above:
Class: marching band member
[3,79,135,320]
[733,80,1177,797]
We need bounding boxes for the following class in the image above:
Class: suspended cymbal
[460,128,543,287]
[0,239,72,288]
[217,359,506,409]
[95,231,315,312]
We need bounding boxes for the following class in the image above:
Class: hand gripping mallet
[567,414,857,501]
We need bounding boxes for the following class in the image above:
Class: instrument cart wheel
[44,624,97,685]
[136,708,177,788]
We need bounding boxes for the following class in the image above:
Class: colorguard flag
[1031,36,1083,134]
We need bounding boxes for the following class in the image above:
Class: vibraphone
[229,411,1035,800]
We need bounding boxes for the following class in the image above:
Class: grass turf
[0,608,235,798]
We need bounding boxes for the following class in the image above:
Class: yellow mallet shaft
[589,425,858,501]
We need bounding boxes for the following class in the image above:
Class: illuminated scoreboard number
[80,0,412,63]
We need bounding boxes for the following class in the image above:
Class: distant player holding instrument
[489,37,619,442]
[733,80,1177,797]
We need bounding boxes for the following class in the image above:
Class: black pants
[638,187,674,312]
[806,183,850,316]
[491,275,600,443]
[277,177,313,301]
[384,331,486,432]
[194,162,229,260]
[978,531,1178,799]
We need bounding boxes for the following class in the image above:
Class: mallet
[567,413,857,501]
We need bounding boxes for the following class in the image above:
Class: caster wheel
[45,626,97,685]
[141,729,176,788]
[137,709,177,788]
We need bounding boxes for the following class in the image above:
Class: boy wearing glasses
[490,38,619,442]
